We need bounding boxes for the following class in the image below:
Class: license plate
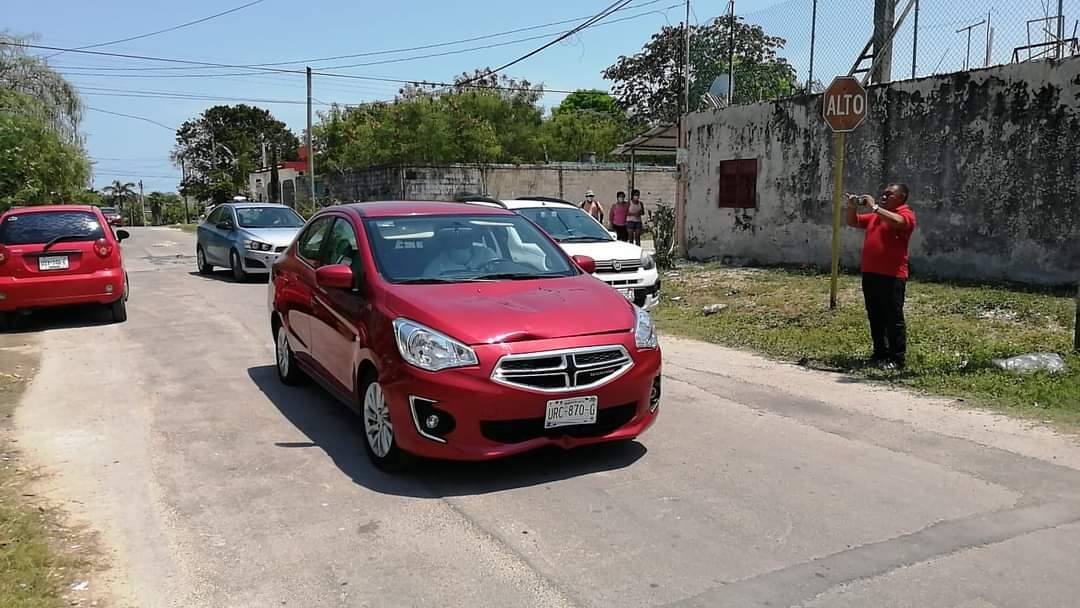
[544,396,598,429]
[617,288,634,301]
[38,256,69,271]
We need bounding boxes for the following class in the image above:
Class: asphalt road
[7,227,1080,608]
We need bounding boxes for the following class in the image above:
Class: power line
[458,0,635,87]
[46,0,666,73]
[84,106,176,131]
[47,0,266,58]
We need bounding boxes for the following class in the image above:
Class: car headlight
[641,253,656,270]
[393,319,478,372]
[634,306,658,349]
[244,239,273,251]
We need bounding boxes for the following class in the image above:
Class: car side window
[206,207,223,224]
[322,218,360,267]
[296,217,334,265]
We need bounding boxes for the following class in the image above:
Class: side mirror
[115,229,130,241]
[315,263,354,290]
[216,221,233,231]
[572,254,596,274]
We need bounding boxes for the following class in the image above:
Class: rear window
[0,211,105,245]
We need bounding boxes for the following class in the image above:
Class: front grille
[480,403,638,444]
[594,258,641,273]
[491,346,633,392]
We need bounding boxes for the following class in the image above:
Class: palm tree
[102,180,136,223]
[0,32,82,143]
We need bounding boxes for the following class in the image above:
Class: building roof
[611,123,678,156]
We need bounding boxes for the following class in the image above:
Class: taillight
[94,238,113,259]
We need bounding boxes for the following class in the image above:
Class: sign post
[822,76,868,309]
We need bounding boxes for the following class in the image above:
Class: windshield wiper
[468,272,566,281]
[558,236,608,243]
[395,277,461,284]
[43,234,91,251]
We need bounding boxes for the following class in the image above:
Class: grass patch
[654,263,1080,426]
[173,223,197,233]
[1,351,83,607]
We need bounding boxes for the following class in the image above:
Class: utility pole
[808,0,818,93]
[727,0,736,99]
[872,0,895,83]
[179,157,190,224]
[911,0,920,78]
[675,0,691,257]
[306,66,316,207]
[1058,0,1066,59]
[138,180,145,227]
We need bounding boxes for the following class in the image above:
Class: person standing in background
[580,190,605,224]
[625,189,646,246]
[609,191,629,241]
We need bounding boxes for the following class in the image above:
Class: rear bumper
[0,268,126,312]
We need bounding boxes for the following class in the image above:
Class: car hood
[558,239,644,262]
[239,227,301,246]
[382,275,635,345]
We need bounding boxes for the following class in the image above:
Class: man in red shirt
[845,183,917,370]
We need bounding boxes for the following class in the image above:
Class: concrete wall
[327,163,677,210]
[686,57,1080,285]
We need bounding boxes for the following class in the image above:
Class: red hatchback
[269,201,662,470]
[0,205,130,330]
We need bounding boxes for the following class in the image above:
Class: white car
[463,196,661,310]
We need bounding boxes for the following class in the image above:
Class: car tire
[229,249,247,283]
[110,297,127,323]
[274,321,305,385]
[358,370,414,472]
[196,245,213,274]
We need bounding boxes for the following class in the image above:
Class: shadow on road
[186,271,269,284]
[247,365,647,498]
[2,304,118,334]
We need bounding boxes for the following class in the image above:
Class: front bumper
[595,268,661,310]
[242,249,283,274]
[380,334,662,461]
[0,268,126,312]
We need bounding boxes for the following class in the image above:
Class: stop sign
[822,76,868,132]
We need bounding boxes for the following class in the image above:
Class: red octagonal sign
[822,76,868,132]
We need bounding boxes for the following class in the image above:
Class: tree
[0,32,82,144]
[145,191,182,225]
[70,188,107,206]
[0,106,90,211]
[172,105,299,204]
[552,89,625,119]
[602,15,797,124]
[102,180,136,221]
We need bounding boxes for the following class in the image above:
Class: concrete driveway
[6,227,1080,608]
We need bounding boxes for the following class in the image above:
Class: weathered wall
[328,163,677,209]
[687,57,1080,285]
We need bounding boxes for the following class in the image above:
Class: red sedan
[0,205,130,330]
[268,201,662,470]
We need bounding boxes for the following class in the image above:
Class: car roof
[227,202,294,209]
[2,205,98,215]
[501,198,580,210]
[333,200,518,219]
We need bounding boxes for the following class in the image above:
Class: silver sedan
[196,203,305,281]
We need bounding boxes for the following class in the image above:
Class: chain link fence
[728,0,1080,95]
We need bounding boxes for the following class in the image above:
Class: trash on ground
[991,352,1066,374]
[702,304,728,316]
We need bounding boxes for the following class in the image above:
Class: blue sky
[8,0,1077,193]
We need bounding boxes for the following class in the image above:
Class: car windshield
[0,210,105,246]
[516,206,613,243]
[235,206,305,229]
[364,214,578,283]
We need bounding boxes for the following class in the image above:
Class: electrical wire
[46,0,266,58]
[456,0,636,88]
[84,106,176,131]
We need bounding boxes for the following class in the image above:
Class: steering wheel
[475,258,512,273]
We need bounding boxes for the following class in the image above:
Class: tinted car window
[0,211,105,245]
[235,206,304,229]
[364,214,576,283]
[516,206,612,243]
[322,218,359,266]
[206,207,225,224]
[296,217,334,263]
